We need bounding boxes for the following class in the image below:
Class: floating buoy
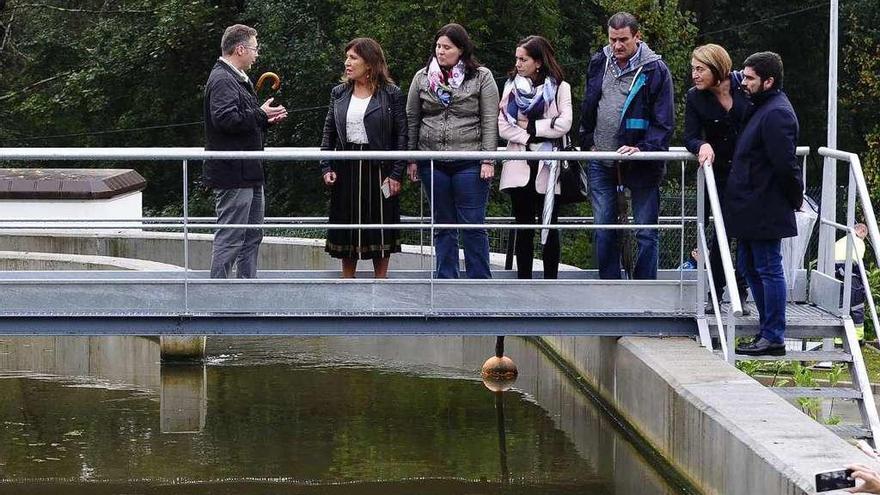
[481,355,518,382]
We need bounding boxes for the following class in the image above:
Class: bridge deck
[0,270,699,335]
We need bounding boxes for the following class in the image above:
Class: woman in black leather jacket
[684,43,751,312]
[320,38,407,278]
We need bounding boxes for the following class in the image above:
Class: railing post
[429,159,435,314]
[842,167,857,316]
[182,159,190,314]
[817,156,837,276]
[679,160,686,310]
[696,167,706,317]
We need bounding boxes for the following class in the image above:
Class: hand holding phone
[815,469,855,492]
[380,181,391,199]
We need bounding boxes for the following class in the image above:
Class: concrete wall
[0,229,525,271]
[542,336,880,495]
[0,250,182,271]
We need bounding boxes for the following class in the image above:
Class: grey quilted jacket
[405,66,499,153]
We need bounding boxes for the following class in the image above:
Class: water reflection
[0,336,690,494]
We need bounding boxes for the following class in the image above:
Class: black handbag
[555,134,589,205]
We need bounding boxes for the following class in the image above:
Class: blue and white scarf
[503,75,557,126]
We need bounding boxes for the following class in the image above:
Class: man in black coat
[724,52,803,356]
[204,24,287,278]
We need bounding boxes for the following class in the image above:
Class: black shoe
[736,337,786,357]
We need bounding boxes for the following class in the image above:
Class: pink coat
[498,80,573,193]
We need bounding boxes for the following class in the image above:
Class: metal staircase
[696,147,880,446]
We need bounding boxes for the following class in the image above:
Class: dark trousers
[704,179,749,299]
[507,160,560,279]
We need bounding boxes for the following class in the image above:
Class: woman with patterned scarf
[498,36,572,279]
[405,23,499,279]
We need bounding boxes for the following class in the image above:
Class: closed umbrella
[616,162,635,279]
[540,158,560,245]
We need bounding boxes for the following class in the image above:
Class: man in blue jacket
[725,52,803,356]
[204,24,287,279]
[579,12,674,280]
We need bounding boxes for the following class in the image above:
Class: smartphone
[380,181,391,199]
[815,469,855,492]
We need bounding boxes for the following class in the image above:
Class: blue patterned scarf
[503,75,557,125]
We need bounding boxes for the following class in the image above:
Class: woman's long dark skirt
[326,145,401,260]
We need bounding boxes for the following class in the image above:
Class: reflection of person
[320,38,406,278]
[684,43,750,314]
[204,24,287,279]
[846,463,880,493]
[835,222,868,341]
[406,23,499,279]
[498,35,572,279]
[578,12,674,280]
[727,52,803,357]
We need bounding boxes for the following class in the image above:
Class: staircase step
[734,350,853,362]
[828,424,873,439]
[771,387,862,400]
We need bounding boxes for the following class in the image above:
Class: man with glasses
[204,24,287,278]
[578,12,674,280]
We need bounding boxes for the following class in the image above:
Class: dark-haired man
[204,24,287,279]
[579,12,674,280]
[725,51,803,356]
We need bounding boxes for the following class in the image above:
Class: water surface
[0,336,691,494]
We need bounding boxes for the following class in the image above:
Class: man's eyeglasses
[241,45,260,53]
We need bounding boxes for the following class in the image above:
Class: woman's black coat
[320,83,408,181]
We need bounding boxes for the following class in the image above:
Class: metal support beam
[0,315,697,336]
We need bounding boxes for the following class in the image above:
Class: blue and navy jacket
[578,45,675,187]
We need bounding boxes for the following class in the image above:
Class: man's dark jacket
[578,47,675,188]
[203,60,268,189]
[723,88,803,240]
[319,83,408,181]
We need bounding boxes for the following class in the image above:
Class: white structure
[0,168,145,229]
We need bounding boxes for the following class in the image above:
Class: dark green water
[0,336,689,494]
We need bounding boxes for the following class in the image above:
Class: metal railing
[0,146,707,317]
[816,148,880,324]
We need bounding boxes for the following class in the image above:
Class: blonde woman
[684,43,751,312]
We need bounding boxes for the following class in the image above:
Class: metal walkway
[0,269,698,335]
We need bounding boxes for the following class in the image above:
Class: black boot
[736,337,785,356]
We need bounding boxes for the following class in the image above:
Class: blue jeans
[738,239,786,343]
[588,161,659,279]
[419,160,491,279]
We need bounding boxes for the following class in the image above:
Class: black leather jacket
[320,83,408,181]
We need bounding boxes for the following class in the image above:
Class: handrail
[819,147,880,270]
[0,222,683,230]
[701,161,743,317]
[0,146,811,161]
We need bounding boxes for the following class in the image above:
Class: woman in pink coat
[498,35,572,279]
